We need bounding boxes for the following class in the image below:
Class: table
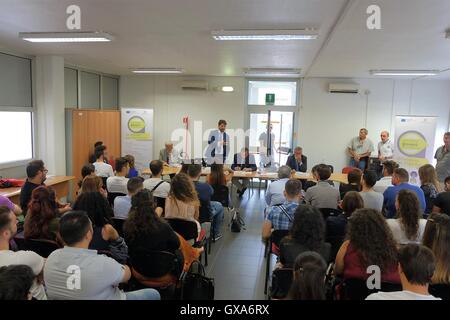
[0,176,76,205]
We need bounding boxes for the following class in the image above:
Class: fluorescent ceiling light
[212,29,317,41]
[221,86,234,92]
[244,68,301,78]
[19,31,113,43]
[131,68,183,74]
[370,70,440,76]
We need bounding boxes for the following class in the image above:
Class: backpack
[230,211,246,233]
[0,178,25,188]
[180,260,214,300]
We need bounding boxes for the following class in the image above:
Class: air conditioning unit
[181,80,209,91]
[328,83,359,94]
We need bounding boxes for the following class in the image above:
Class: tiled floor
[204,187,271,300]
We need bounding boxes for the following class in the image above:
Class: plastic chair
[320,208,342,221]
[342,166,355,174]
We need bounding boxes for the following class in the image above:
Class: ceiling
[0,0,449,79]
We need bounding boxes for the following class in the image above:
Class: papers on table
[295,172,310,178]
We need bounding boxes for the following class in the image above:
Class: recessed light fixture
[221,86,234,92]
[19,31,114,43]
[211,29,318,41]
[370,70,440,76]
[244,68,302,78]
[131,68,184,74]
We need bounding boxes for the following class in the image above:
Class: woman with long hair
[72,191,127,263]
[24,186,59,241]
[387,189,427,244]
[422,213,450,284]
[419,164,441,216]
[80,175,107,197]
[288,251,328,300]
[279,205,331,268]
[124,154,139,178]
[335,209,400,283]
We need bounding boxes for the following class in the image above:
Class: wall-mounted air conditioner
[181,80,209,90]
[328,83,359,94]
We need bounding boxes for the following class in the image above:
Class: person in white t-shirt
[366,244,441,300]
[373,160,399,194]
[0,206,47,300]
[106,157,129,194]
[143,160,171,198]
[93,145,114,178]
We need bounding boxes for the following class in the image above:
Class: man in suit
[286,146,307,172]
[231,148,257,197]
[159,142,180,165]
[205,120,230,165]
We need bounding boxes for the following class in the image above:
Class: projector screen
[0,111,33,165]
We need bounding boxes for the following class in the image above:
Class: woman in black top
[418,164,441,217]
[339,168,362,199]
[279,205,331,267]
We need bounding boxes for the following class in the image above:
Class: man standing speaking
[205,120,230,165]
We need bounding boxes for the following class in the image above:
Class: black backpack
[230,211,246,233]
[180,260,214,300]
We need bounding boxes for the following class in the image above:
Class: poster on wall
[121,108,154,173]
[393,116,437,185]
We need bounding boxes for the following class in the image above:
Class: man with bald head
[376,131,394,178]
[159,142,180,165]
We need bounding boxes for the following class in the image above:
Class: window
[0,111,33,165]
[248,81,297,106]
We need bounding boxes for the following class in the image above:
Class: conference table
[0,175,76,205]
[142,166,348,184]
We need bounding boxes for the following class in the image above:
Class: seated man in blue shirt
[188,164,225,241]
[383,168,426,218]
[114,177,144,219]
[262,179,302,241]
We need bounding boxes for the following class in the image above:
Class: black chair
[340,278,401,300]
[269,268,293,300]
[211,184,235,240]
[101,177,108,190]
[199,200,213,255]
[264,229,289,295]
[154,197,166,216]
[112,218,126,237]
[327,165,334,173]
[429,284,450,300]
[165,217,208,266]
[107,192,126,207]
[22,239,60,258]
[320,208,342,221]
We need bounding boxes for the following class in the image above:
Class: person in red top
[334,208,400,284]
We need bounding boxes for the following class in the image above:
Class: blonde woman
[419,164,441,216]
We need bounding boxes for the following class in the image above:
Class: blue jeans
[210,201,224,237]
[125,288,160,300]
[350,158,367,171]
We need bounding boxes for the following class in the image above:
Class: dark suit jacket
[206,130,230,162]
[286,155,307,172]
[231,153,257,171]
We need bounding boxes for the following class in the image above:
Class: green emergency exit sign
[265,93,275,105]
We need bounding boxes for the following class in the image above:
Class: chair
[112,218,126,237]
[107,192,126,207]
[101,177,108,190]
[269,268,293,300]
[327,165,334,173]
[429,284,450,300]
[264,229,289,295]
[22,239,60,258]
[212,184,235,229]
[154,197,166,216]
[341,166,355,174]
[339,278,401,300]
[320,208,342,221]
[165,217,208,266]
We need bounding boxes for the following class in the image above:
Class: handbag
[230,211,246,233]
[180,260,214,300]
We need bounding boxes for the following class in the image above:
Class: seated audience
[0,206,46,300]
[188,164,224,241]
[433,176,450,215]
[24,187,61,242]
[305,164,340,209]
[44,211,160,300]
[366,244,440,300]
[262,180,302,241]
[165,173,202,236]
[0,265,35,300]
[20,160,47,213]
[419,164,441,216]
[326,191,364,260]
[339,168,362,199]
[208,163,233,205]
[288,251,327,300]
[106,157,129,194]
[77,164,96,194]
[114,177,144,220]
[279,205,331,267]
[387,190,427,245]
[422,213,450,285]
[0,195,21,216]
[285,146,307,173]
[124,154,139,178]
[143,160,171,198]
[79,175,107,197]
[383,168,426,218]
[231,148,257,198]
[359,170,384,212]
[72,192,127,264]
[302,164,319,192]
[334,209,400,284]
[373,160,398,194]
[265,166,292,206]
[89,141,104,164]
[93,145,114,178]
